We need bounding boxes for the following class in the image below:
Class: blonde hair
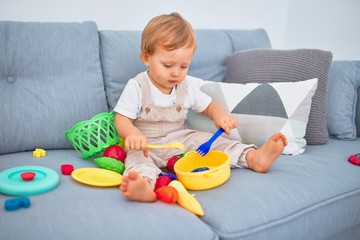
[141,12,196,56]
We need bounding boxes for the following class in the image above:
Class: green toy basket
[65,112,120,159]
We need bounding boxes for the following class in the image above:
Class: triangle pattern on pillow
[231,83,288,119]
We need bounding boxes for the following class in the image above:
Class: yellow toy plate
[71,168,122,187]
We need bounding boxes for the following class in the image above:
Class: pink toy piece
[155,175,172,189]
[61,164,74,175]
[103,145,127,163]
[5,197,31,211]
[20,172,36,181]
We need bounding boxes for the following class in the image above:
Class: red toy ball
[103,145,127,163]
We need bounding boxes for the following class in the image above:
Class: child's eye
[164,64,172,68]
[181,65,188,69]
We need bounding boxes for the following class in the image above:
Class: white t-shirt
[113,71,212,120]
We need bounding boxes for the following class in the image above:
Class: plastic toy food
[166,156,180,171]
[159,172,177,181]
[94,157,125,174]
[155,175,172,189]
[191,167,210,173]
[168,180,204,216]
[20,172,36,181]
[33,148,46,158]
[61,164,74,175]
[5,197,30,211]
[103,145,127,163]
[155,186,178,203]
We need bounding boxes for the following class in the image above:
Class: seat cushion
[0,21,108,154]
[0,150,218,240]
[192,138,360,240]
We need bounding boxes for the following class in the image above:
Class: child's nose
[171,68,180,77]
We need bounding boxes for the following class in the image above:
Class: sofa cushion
[0,21,108,155]
[327,61,360,140]
[187,79,318,155]
[189,29,272,82]
[99,29,271,110]
[224,49,333,145]
[0,150,218,240]
[194,138,360,240]
[99,30,147,111]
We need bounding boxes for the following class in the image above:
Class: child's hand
[202,100,237,135]
[214,113,237,135]
[125,133,149,157]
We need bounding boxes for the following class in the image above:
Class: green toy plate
[0,166,60,196]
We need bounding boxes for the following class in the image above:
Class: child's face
[142,46,194,94]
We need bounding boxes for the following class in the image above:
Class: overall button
[7,76,15,84]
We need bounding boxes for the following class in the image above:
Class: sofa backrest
[1,21,358,156]
[0,21,108,155]
[99,29,271,110]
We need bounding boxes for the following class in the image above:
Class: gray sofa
[1,21,360,240]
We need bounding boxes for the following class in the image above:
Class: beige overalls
[124,73,256,188]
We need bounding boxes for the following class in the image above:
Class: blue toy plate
[0,166,60,196]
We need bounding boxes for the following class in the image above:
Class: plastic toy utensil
[147,142,184,150]
[196,128,224,156]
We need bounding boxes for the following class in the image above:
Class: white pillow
[186,78,318,155]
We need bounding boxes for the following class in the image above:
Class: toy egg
[174,150,230,190]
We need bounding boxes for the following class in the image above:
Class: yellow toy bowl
[174,150,230,190]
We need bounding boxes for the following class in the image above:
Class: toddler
[114,12,287,202]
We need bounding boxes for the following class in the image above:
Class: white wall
[285,0,360,60]
[0,0,288,48]
[0,0,359,60]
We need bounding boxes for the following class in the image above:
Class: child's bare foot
[120,171,156,202]
[246,132,288,173]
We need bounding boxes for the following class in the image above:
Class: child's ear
[141,53,150,66]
